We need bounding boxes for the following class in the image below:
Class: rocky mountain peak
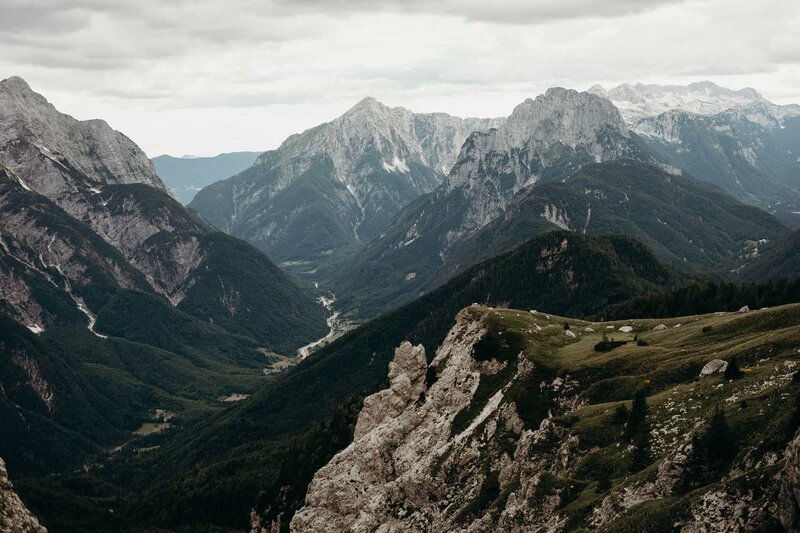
[503,87,628,149]
[0,76,166,193]
[344,96,388,115]
[189,96,504,274]
[586,84,608,97]
[0,75,40,98]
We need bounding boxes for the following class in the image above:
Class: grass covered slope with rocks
[292,303,800,532]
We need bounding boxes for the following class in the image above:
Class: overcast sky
[2,0,799,157]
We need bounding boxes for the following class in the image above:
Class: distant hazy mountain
[587,81,782,123]
[590,82,800,225]
[189,97,503,278]
[152,151,262,204]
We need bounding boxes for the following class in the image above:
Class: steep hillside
[292,303,800,532]
[440,161,787,282]
[152,151,261,204]
[737,230,800,283]
[189,98,502,278]
[332,89,653,319]
[0,78,327,479]
[25,231,684,531]
[336,159,785,319]
[0,307,274,478]
[632,108,800,220]
[0,76,326,351]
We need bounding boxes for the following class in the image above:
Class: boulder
[565,330,577,339]
[652,324,668,331]
[738,305,750,313]
[619,326,633,333]
[700,359,728,377]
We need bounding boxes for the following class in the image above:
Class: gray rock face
[0,77,209,304]
[440,88,633,241]
[0,76,164,193]
[291,311,488,532]
[779,427,800,530]
[0,78,326,351]
[266,96,504,188]
[0,457,47,533]
[290,306,800,533]
[333,89,645,318]
[0,169,149,331]
[352,341,428,439]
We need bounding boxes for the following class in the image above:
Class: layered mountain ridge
[331,88,788,319]
[153,151,262,204]
[588,80,799,123]
[589,81,800,221]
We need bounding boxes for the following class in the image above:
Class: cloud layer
[1,0,798,156]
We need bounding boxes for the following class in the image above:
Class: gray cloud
[1,0,798,156]
[270,0,689,24]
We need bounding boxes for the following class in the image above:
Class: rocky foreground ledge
[0,458,46,533]
[287,304,800,532]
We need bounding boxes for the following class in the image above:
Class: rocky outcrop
[779,428,800,530]
[291,312,488,532]
[0,457,47,532]
[292,309,590,532]
[352,341,428,439]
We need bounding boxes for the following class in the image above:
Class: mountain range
[328,88,791,319]
[591,81,800,225]
[188,97,503,278]
[2,75,800,533]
